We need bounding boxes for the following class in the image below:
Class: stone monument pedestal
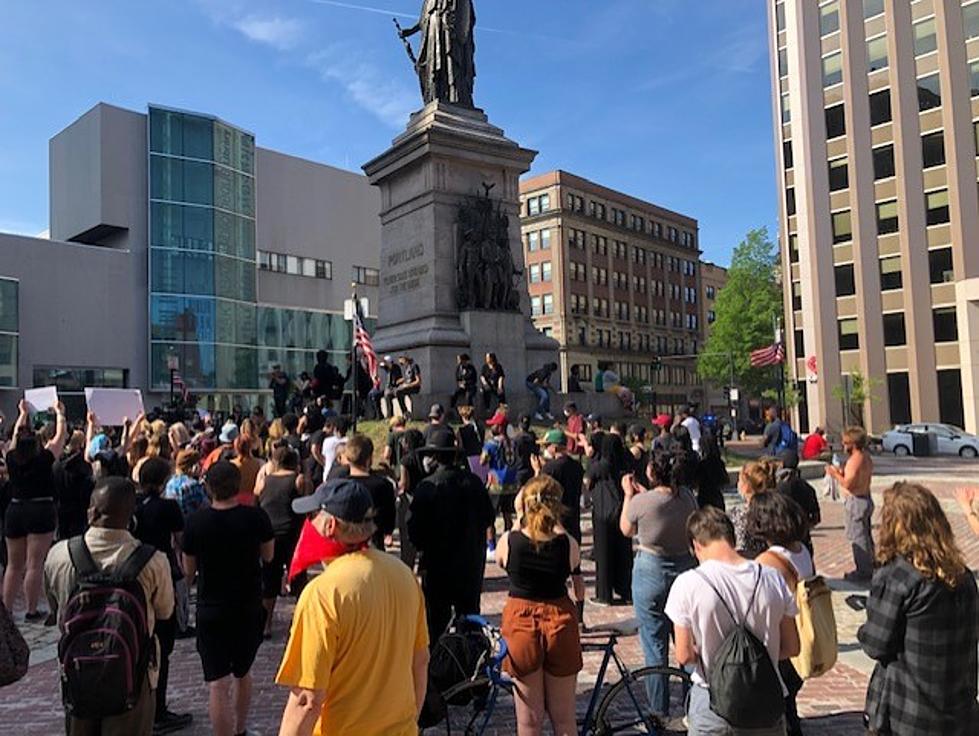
[363,101,557,400]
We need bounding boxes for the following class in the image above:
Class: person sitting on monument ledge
[450,353,478,416]
[479,352,506,415]
[526,362,558,422]
[395,356,422,420]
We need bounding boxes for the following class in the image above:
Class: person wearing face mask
[408,432,495,642]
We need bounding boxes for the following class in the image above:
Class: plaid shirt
[858,557,978,735]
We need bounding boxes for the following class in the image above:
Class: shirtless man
[826,426,874,582]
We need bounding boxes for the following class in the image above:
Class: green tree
[831,370,881,428]
[698,227,784,397]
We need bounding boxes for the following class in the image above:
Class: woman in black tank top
[496,476,583,736]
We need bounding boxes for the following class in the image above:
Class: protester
[750,493,815,736]
[319,416,347,480]
[182,461,274,736]
[762,405,800,468]
[409,431,495,641]
[625,424,648,477]
[695,430,728,511]
[479,352,506,415]
[665,507,799,735]
[342,435,396,551]
[275,479,430,736]
[422,403,451,444]
[620,450,698,714]
[775,455,821,558]
[376,355,404,418]
[44,476,174,736]
[312,350,344,402]
[395,355,422,419]
[679,406,702,454]
[826,426,874,582]
[512,415,539,489]
[525,362,558,422]
[496,476,583,736]
[651,414,674,452]
[567,364,583,393]
[731,460,776,557]
[587,433,632,606]
[801,426,830,462]
[267,364,291,418]
[53,430,95,540]
[540,428,584,544]
[858,482,978,735]
[133,457,193,735]
[202,422,238,472]
[450,353,478,414]
[231,434,262,507]
[953,486,979,537]
[382,415,407,471]
[561,402,585,456]
[396,429,427,569]
[164,448,208,518]
[482,412,519,554]
[255,443,307,638]
[3,400,66,621]
[456,405,484,474]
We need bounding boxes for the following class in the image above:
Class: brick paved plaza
[3,450,978,735]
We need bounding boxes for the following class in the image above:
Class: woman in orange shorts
[495,476,584,736]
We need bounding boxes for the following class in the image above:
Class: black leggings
[262,532,298,599]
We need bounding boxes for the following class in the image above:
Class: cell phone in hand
[845,594,867,612]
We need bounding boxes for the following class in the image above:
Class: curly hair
[877,482,968,588]
[518,475,567,546]
[745,492,809,548]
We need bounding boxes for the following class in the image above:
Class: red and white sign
[806,355,818,383]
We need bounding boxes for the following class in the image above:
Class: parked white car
[881,423,979,458]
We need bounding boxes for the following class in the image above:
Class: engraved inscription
[384,244,429,295]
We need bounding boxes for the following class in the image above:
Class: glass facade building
[0,278,18,388]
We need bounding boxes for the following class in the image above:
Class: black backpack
[418,616,493,727]
[696,568,785,729]
[58,537,157,719]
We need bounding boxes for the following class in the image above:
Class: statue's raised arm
[397,0,476,108]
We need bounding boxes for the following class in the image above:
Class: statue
[456,184,521,312]
[395,0,476,108]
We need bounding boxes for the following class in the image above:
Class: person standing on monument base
[480,352,506,415]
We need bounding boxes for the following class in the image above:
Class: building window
[526,194,550,216]
[838,318,860,351]
[832,210,852,243]
[783,140,793,169]
[882,313,906,347]
[258,250,331,280]
[529,264,541,283]
[542,294,554,315]
[789,233,799,264]
[781,93,791,124]
[828,158,849,191]
[541,261,552,282]
[706,285,716,300]
[820,1,840,35]
[786,188,796,217]
[925,189,950,226]
[869,89,891,126]
[352,266,379,286]
[863,0,884,20]
[928,247,954,284]
[835,264,856,297]
[707,310,716,324]
[825,103,846,139]
[778,47,789,78]
[933,307,958,342]
[880,256,903,291]
[887,372,912,425]
[971,60,979,98]
[876,200,899,235]
[965,2,979,41]
[913,18,937,57]
[873,144,895,179]
[792,281,803,311]
[918,72,942,111]
[531,296,542,316]
[540,230,551,250]
[794,329,805,358]
[823,52,843,87]
[867,36,888,73]
[527,232,539,251]
[776,2,785,31]
[922,131,945,168]
[0,278,17,388]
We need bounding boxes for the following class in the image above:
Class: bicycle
[423,617,691,735]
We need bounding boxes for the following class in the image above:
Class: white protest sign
[84,388,144,426]
[24,386,58,413]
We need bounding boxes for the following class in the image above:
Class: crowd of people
[0,392,977,736]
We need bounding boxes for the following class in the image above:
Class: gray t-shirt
[625,487,698,556]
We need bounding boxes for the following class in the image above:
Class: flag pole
[351,281,358,434]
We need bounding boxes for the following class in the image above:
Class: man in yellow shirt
[276,479,430,736]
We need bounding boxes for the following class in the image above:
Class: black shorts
[196,606,265,682]
[4,499,56,538]
[261,532,297,599]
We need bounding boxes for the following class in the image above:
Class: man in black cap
[408,432,495,641]
[422,403,451,445]
[276,478,430,736]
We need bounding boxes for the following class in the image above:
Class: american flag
[750,342,786,368]
[172,371,189,402]
[353,305,379,387]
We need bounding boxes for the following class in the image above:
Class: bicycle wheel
[593,665,690,735]
[423,678,501,736]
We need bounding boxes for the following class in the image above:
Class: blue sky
[0,0,776,266]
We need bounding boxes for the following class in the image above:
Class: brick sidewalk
[3,466,977,735]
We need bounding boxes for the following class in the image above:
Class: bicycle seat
[581,619,639,638]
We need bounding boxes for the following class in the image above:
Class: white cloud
[233,15,304,50]
[308,49,416,129]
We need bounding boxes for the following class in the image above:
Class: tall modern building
[0,102,379,417]
[519,170,728,414]
[768,0,979,433]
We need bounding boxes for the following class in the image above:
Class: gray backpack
[696,568,785,728]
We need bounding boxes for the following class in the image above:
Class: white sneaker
[533,413,545,421]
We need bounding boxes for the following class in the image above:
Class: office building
[519,170,727,413]
[0,102,379,417]
[769,0,979,432]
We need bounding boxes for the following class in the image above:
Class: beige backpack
[758,551,838,679]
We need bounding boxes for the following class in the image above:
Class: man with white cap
[372,355,403,418]
[276,478,430,736]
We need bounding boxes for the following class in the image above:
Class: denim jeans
[632,550,696,714]
[526,380,550,415]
